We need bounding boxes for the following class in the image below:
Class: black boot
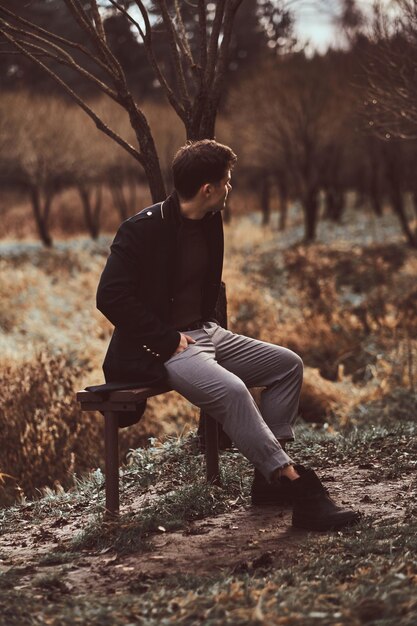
[284,468,360,531]
[251,465,308,506]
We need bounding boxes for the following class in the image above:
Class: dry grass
[0,352,102,506]
[0,204,416,505]
[0,185,153,241]
[223,210,416,425]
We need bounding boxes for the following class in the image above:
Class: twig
[155,0,191,110]
[0,4,115,77]
[0,28,143,165]
[0,20,119,100]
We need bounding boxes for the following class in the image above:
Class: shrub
[0,352,102,506]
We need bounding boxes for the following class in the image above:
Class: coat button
[147,211,152,216]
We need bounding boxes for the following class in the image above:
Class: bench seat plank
[76,386,171,404]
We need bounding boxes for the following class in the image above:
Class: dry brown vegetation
[0,200,416,507]
[0,93,186,244]
[225,220,416,446]
[0,236,198,506]
[0,182,416,626]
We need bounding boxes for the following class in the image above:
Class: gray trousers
[164,322,303,480]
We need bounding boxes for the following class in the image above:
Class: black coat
[93,192,224,425]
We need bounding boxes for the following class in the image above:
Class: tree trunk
[260,174,271,226]
[276,175,288,231]
[384,144,417,248]
[324,188,345,222]
[278,195,288,231]
[141,152,166,202]
[369,177,383,217]
[79,185,101,239]
[110,182,129,221]
[187,111,216,141]
[197,113,216,141]
[191,92,218,141]
[368,138,383,216]
[324,188,336,220]
[30,187,53,247]
[302,189,319,243]
[123,97,166,202]
[389,185,417,248]
[354,191,366,210]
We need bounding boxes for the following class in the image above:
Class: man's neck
[178,198,208,220]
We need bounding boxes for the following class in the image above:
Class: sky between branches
[294,0,393,52]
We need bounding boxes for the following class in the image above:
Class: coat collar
[163,190,217,226]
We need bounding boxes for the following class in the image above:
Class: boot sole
[292,512,360,532]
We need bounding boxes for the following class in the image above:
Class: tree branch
[0,28,144,165]
[90,0,106,42]
[0,20,120,100]
[123,0,187,122]
[107,0,145,39]
[205,0,225,89]
[64,0,125,83]
[155,0,191,110]
[212,0,243,98]
[198,0,208,72]
[174,0,195,69]
[134,0,152,37]
[0,4,115,78]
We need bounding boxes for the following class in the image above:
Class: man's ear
[200,183,212,197]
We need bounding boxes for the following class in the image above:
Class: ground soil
[0,465,410,596]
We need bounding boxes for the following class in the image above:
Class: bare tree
[70,99,119,239]
[0,0,244,202]
[363,1,417,140]
[362,134,385,217]
[0,93,86,246]
[355,1,417,246]
[382,138,417,246]
[227,52,350,241]
[96,98,185,220]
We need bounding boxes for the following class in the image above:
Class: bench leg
[104,411,119,517]
[204,413,221,485]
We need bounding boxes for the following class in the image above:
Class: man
[97,139,359,531]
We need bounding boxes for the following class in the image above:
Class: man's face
[207,170,232,212]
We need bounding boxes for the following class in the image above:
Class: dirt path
[0,466,410,595]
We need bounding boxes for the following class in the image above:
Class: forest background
[0,2,416,623]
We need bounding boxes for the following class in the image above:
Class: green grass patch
[64,432,250,553]
[1,420,416,625]
[292,419,417,479]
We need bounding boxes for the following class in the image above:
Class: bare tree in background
[333,0,417,246]
[0,0,244,202]
[73,122,108,240]
[228,52,349,241]
[0,94,87,246]
[363,1,417,140]
[356,1,417,246]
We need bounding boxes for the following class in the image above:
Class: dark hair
[172,139,237,200]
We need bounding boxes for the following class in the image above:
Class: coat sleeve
[96,219,181,361]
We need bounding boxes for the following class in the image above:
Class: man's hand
[172,333,196,356]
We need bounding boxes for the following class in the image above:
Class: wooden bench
[76,386,220,516]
